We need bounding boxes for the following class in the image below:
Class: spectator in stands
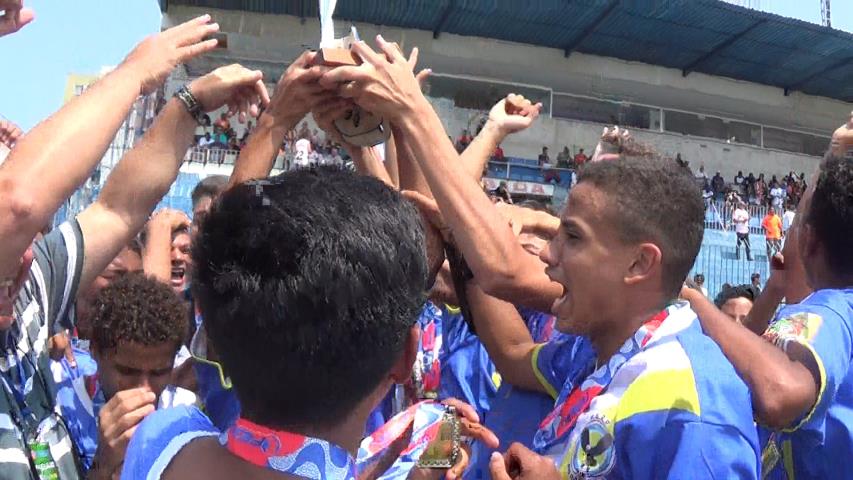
[745,172,757,204]
[694,164,708,183]
[573,147,588,167]
[214,112,230,132]
[762,206,783,259]
[64,273,194,477]
[556,146,570,168]
[734,170,745,186]
[733,201,753,261]
[770,181,785,210]
[197,132,213,148]
[750,272,762,294]
[782,202,796,235]
[193,113,211,143]
[755,173,767,206]
[694,273,708,297]
[492,143,505,162]
[456,129,472,153]
[714,284,758,324]
[702,179,713,207]
[769,174,779,189]
[494,180,513,204]
[537,146,550,168]
[711,171,726,201]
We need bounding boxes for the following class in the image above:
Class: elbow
[754,382,815,430]
[0,179,39,232]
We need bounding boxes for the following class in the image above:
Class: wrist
[480,121,507,144]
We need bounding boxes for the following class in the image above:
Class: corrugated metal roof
[161,0,853,102]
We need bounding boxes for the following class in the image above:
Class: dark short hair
[803,154,853,277]
[577,156,704,298]
[191,175,229,208]
[90,272,187,353]
[714,284,759,308]
[192,167,428,428]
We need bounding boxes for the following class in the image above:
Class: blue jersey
[533,303,759,479]
[50,347,99,471]
[439,305,499,418]
[759,288,853,479]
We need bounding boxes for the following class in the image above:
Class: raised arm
[459,94,541,181]
[465,283,546,394]
[76,64,268,291]
[681,286,818,429]
[228,51,331,187]
[141,209,190,284]
[0,15,219,280]
[321,38,562,311]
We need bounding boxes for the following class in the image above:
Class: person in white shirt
[770,184,785,210]
[197,133,214,148]
[782,203,796,237]
[732,202,753,261]
[695,165,708,183]
[293,137,312,169]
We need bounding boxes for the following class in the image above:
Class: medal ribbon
[533,307,671,452]
[224,417,357,480]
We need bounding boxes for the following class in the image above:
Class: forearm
[0,67,142,274]
[743,278,784,335]
[683,289,816,427]
[392,126,432,196]
[396,100,532,291]
[78,99,195,288]
[466,283,544,394]
[460,122,503,181]
[384,132,400,189]
[142,223,173,284]
[352,145,394,187]
[229,112,291,187]
[99,99,195,227]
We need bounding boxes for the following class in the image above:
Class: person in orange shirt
[761,206,783,259]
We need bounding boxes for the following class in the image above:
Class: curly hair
[805,154,853,277]
[90,272,187,353]
[714,284,759,309]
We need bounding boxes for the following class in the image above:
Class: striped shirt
[0,221,85,479]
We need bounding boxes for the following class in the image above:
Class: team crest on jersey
[568,414,616,479]
[763,312,823,348]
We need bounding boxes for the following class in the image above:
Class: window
[763,127,829,157]
[552,94,658,130]
[663,110,761,146]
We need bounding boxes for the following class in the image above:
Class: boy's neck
[591,303,670,363]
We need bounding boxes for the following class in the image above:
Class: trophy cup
[314,26,391,147]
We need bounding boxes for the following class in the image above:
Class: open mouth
[170,267,186,288]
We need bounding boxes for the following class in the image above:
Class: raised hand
[0,118,23,149]
[0,0,34,37]
[487,94,542,136]
[319,35,426,122]
[266,50,333,127]
[148,208,191,233]
[311,94,356,147]
[94,388,156,478]
[187,64,270,122]
[121,15,221,96]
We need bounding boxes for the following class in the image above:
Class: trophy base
[314,47,360,67]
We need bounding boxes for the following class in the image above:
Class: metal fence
[690,237,770,301]
[703,200,769,236]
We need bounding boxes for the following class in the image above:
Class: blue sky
[2,0,852,131]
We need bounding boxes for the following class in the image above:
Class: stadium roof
[160,0,853,103]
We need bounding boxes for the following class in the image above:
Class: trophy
[314,25,391,147]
